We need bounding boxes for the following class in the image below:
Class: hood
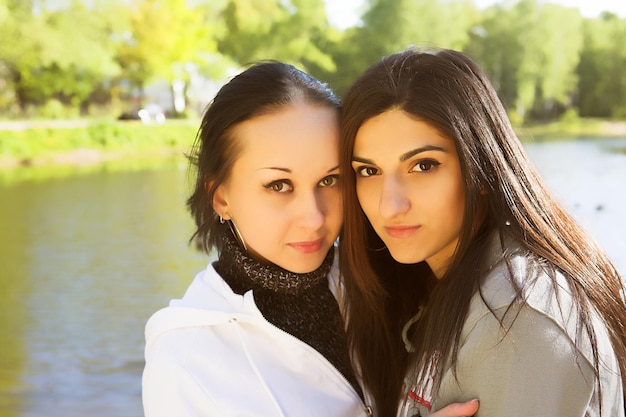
[144,263,264,353]
[145,250,342,354]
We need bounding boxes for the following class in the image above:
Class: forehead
[354,109,452,154]
[230,102,340,171]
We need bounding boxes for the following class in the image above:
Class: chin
[287,265,320,274]
[282,257,326,275]
[387,248,423,265]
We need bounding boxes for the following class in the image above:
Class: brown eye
[356,166,379,177]
[319,175,339,187]
[265,180,293,193]
[411,160,440,173]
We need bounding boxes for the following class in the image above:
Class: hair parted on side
[186,61,340,255]
[339,47,626,416]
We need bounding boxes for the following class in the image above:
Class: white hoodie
[142,259,371,417]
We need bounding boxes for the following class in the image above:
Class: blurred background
[0,0,625,416]
[1,0,626,125]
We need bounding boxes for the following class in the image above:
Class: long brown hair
[339,48,626,416]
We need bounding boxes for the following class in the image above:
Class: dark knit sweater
[214,227,363,399]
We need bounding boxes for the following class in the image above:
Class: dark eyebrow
[259,165,340,173]
[260,167,292,173]
[351,156,374,164]
[399,145,448,162]
[352,145,448,164]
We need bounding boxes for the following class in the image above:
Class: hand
[430,399,479,417]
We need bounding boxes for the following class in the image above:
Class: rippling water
[0,138,624,416]
[525,138,626,274]
[0,158,207,417]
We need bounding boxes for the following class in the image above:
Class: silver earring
[219,215,224,224]
[227,217,247,251]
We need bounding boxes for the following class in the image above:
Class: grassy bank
[516,118,626,141]
[1,117,625,169]
[0,119,199,168]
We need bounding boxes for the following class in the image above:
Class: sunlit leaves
[1,0,625,120]
[467,0,583,121]
[217,0,336,73]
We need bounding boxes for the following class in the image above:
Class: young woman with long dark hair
[339,48,626,417]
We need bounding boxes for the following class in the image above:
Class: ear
[212,183,230,220]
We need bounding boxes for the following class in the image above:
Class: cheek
[441,182,465,228]
[355,182,375,218]
[230,192,282,236]
[453,174,466,211]
[323,189,343,231]
[238,205,286,255]
[434,165,465,212]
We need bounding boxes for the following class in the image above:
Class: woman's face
[213,102,342,274]
[351,109,465,278]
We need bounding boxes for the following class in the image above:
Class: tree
[0,0,127,113]
[329,0,478,95]
[467,0,582,121]
[116,0,210,93]
[216,0,336,74]
[577,13,626,117]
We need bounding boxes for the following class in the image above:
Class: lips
[288,238,324,254]
[384,225,421,238]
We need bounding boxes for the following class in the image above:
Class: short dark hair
[187,61,340,254]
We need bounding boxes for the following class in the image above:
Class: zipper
[229,313,373,414]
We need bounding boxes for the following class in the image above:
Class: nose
[379,175,410,219]
[296,190,326,230]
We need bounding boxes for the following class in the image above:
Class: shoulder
[464,234,614,372]
[471,234,576,325]
[171,262,233,308]
[143,263,262,356]
[446,278,621,416]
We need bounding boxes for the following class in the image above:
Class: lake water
[0,138,625,417]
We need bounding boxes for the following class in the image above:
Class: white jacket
[142,259,371,417]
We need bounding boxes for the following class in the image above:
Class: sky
[325,0,626,29]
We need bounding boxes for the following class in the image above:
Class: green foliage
[38,99,80,119]
[316,0,479,95]
[577,13,626,118]
[358,0,476,54]
[519,117,624,140]
[117,0,211,89]
[1,0,127,110]
[0,121,198,166]
[467,0,583,122]
[1,0,626,121]
[217,0,336,73]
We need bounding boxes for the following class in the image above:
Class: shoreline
[1,118,625,170]
[0,119,198,170]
